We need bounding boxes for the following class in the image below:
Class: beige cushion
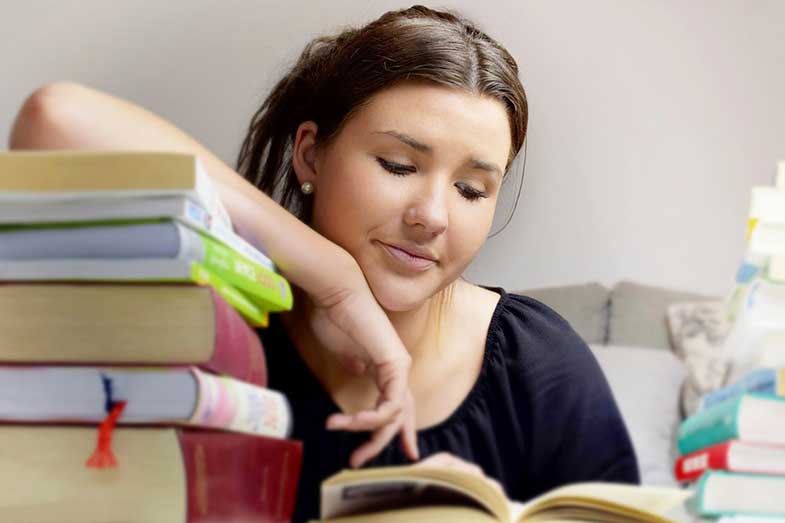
[519,282,610,344]
[608,280,717,349]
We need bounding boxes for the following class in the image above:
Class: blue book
[699,368,785,411]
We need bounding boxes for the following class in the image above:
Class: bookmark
[86,374,127,469]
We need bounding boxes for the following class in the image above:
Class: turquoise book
[677,393,785,455]
[694,471,785,517]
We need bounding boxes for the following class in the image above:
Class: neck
[280,282,457,409]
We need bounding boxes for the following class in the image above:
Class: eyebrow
[373,130,503,177]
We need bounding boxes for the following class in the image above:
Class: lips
[379,242,437,271]
[383,242,437,262]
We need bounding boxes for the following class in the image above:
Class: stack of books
[723,161,785,377]
[674,368,785,520]
[0,151,302,522]
[672,161,785,521]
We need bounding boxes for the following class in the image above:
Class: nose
[403,180,448,237]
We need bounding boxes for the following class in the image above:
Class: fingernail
[327,417,346,430]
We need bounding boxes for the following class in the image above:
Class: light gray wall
[2,0,784,296]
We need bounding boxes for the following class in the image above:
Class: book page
[321,466,509,521]
[517,483,692,523]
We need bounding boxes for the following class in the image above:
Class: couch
[519,280,720,488]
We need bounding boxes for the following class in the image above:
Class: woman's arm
[8,82,417,467]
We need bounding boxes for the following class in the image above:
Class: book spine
[699,368,777,411]
[694,471,714,517]
[204,286,268,387]
[186,226,292,312]
[191,262,269,327]
[189,367,292,438]
[180,199,275,271]
[674,441,732,482]
[179,430,302,523]
[678,396,742,455]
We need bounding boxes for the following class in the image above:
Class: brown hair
[236,4,528,224]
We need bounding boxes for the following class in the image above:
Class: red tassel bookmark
[86,400,127,469]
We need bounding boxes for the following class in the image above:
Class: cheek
[444,204,495,267]
[310,160,398,248]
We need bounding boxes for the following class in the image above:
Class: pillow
[608,280,717,349]
[666,301,731,417]
[590,344,687,487]
[520,282,610,345]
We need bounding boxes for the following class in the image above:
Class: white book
[0,195,275,271]
[749,187,785,226]
[0,221,293,312]
[749,223,785,256]
[0,366,291,438]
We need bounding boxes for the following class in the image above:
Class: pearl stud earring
[301,181,314,195]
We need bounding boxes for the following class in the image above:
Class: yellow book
[314,465,690,523]
[0,150,231,228]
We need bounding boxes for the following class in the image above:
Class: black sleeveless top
[260,287,640,523]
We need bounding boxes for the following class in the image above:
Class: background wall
[2,0,784,296]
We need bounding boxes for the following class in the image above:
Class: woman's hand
[304,261,418,468]
[415,453,504,493]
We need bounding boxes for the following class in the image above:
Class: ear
[292,121,320,186]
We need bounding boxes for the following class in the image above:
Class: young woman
[9,5,639,522]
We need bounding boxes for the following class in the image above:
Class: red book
[0,283,267,386]
[675,439,785,482]
[0,425,303,522]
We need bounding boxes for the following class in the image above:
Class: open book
[314,465,692,523]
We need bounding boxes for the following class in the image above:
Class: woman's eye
[456,183,487,202]
[376,157,416,176]
[376,157,487,202]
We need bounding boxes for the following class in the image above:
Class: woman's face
[307,82,512,311]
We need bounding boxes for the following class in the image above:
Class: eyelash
[375,157,487,202]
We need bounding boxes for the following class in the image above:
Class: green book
[191,263,269,327]
[0,220,292,312]
[677,393,785,455]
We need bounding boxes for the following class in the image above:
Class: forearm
[8,82,357,296]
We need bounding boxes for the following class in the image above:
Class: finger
[415,452,452,468]
[326,402,401,432]
[349,416,401,469]
[399,393,418,461]
[372,359,409,404]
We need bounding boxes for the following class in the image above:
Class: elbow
[8,81,86,150]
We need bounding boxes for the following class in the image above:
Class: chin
[365,269,459,313]
[364,273,436,312]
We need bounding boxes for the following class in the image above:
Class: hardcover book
[0,365,291,438]
[694,471,785,517]
[0,425,302,523]
[0,150,231,228]
[0,283,268,385]
[678,393,785,455]
[675,440,785,482]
